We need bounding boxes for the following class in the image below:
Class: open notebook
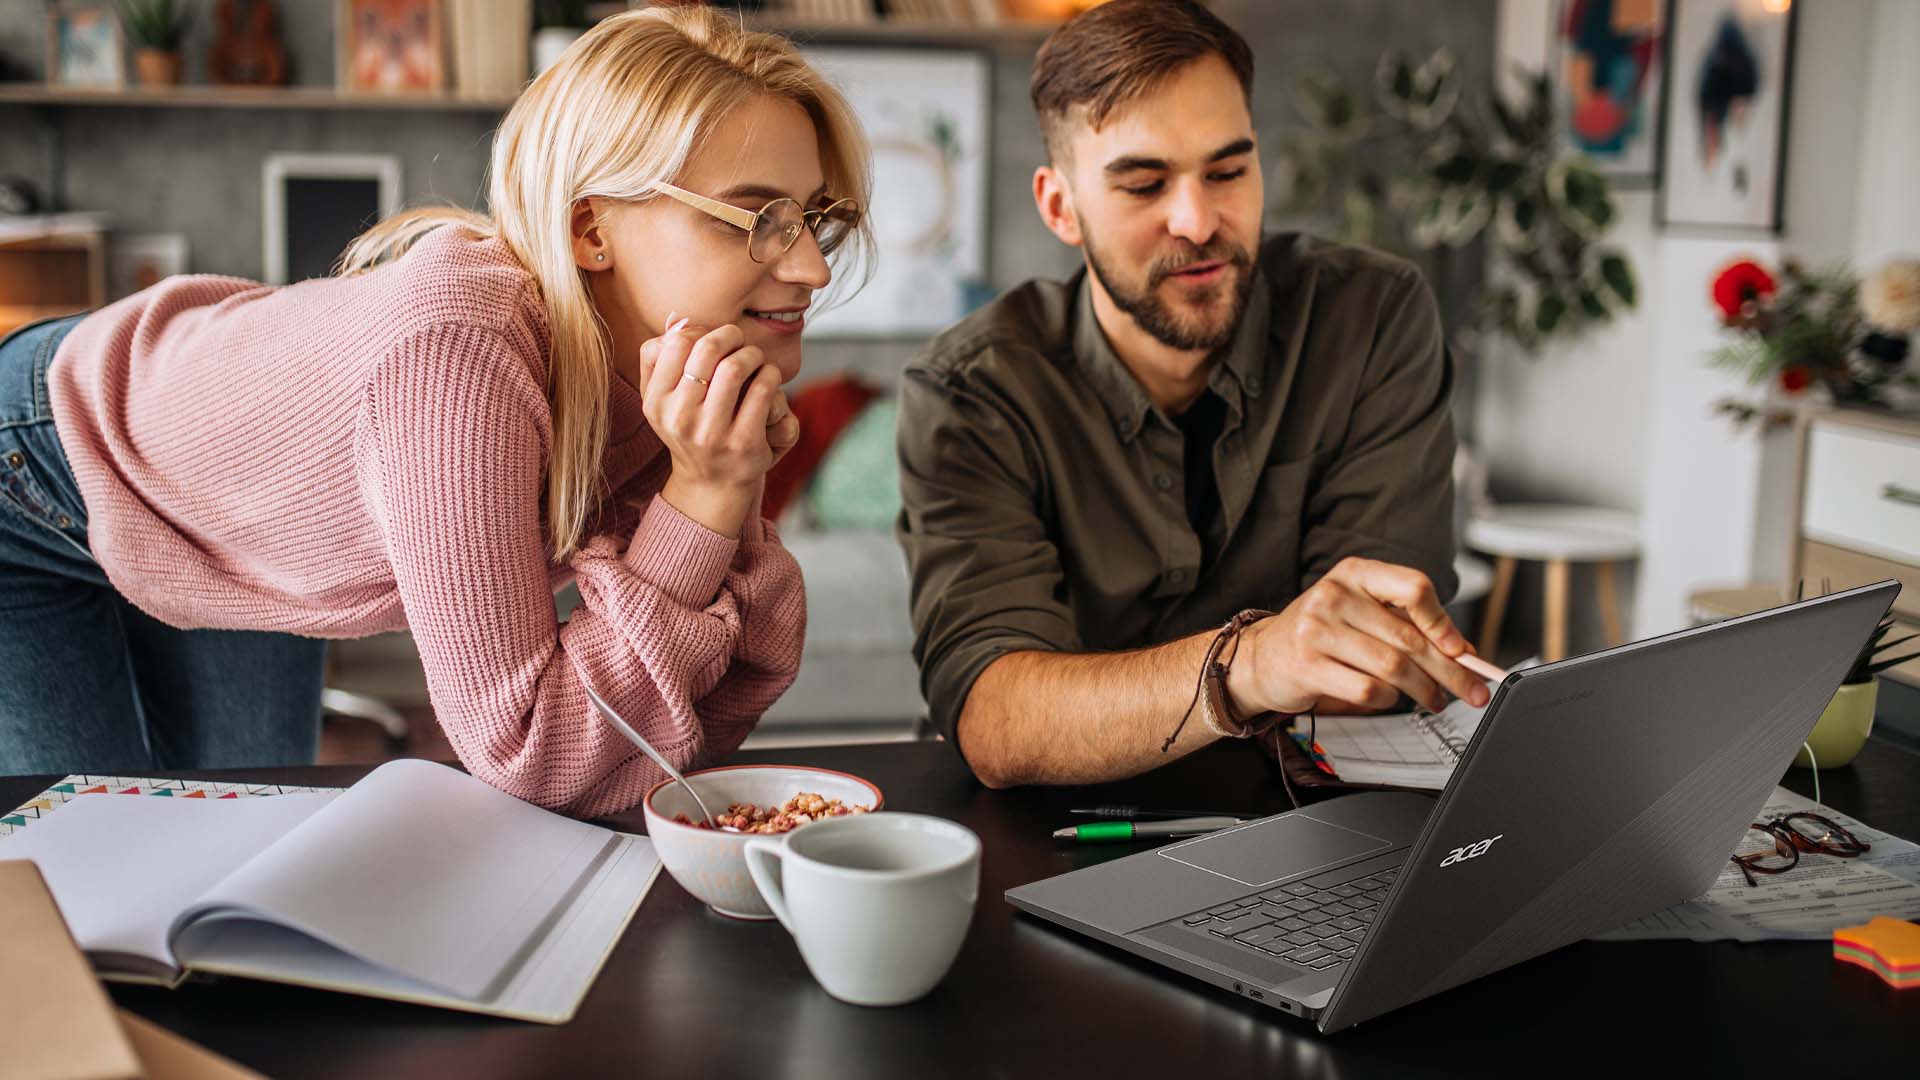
[1300,660,1538,790]
[0,759,659,1024]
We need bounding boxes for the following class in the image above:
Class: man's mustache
[1147,241,1252,287]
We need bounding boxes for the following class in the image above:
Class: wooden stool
[1466,504,1641,662]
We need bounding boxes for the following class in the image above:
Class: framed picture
[109,233,189,299]
[262,153,402,284]
[799,48,991,338]
[1658,0,1796,232]
[46,4,124,90]
[1550,0,1668,185]
[336,0,445,95]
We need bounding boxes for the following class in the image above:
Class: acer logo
[1438,834,1504,868]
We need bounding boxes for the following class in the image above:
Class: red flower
[1711,259,1778,321]
[1779,366,1811,393]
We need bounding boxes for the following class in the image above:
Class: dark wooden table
[5,737,1916,1078]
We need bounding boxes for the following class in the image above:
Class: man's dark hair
[1028,0,1254,164]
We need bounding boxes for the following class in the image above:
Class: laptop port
[1249,989,1264,1000]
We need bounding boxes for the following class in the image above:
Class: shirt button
[1170,568,1187,585]
[56,515,73,529]
[4,451,22,469]
[1154,474,1173,491]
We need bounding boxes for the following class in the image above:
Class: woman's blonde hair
[339,6,872,559]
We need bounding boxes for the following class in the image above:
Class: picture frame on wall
[1549,0,1668,186]
[335,0,446,95]
[46,4,125,90]
[262,153,402,284]
[798,47,990,338]
[1658,0,1796,232]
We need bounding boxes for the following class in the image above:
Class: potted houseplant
[118,0,190,87]
[1794,612,1918,769]
[533,0,590,76]
[1709,255,1920,428]
[1271,52,1638,354]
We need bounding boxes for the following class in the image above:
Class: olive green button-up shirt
[895,232,1459,745]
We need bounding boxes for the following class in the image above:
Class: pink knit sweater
[47,227,805,817]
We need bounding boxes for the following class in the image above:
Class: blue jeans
[0,315,325,774]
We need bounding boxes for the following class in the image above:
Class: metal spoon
[581,678,723,829]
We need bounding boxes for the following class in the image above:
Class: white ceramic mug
[744,812,980,1006]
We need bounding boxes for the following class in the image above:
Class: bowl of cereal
[643,764,883,920]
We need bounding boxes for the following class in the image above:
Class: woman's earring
[595,253,606,262]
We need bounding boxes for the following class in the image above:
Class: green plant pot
[1792,680,1877,769]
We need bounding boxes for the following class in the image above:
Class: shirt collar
[1071,262,1272,444]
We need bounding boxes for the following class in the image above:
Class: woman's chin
[761,341,804,383]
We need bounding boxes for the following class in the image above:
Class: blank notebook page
[184,758,618,1001]
[0,792,337,970]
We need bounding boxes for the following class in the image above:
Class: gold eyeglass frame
[650,181,860,263]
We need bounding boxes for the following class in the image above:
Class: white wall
[1851,0,1920,267]
[1483,0,1891,646]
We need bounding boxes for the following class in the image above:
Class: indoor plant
[117,0,190,87]
[1272,50,1637,353]
[1710,255,1920,427]
[1794,610,1918,769]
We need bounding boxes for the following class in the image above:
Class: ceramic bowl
[642,764,885,920]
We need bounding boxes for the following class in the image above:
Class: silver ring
[681,372,710,387]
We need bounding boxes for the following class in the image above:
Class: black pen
[1070,804,1258,821]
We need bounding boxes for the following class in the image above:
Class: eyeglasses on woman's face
[651,181,861,264]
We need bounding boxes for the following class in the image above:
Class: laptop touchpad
[1158,815,1394,887]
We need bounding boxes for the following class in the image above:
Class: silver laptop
[1006,581,1897,1033]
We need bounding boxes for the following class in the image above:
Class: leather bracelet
[1162,608,1277,753]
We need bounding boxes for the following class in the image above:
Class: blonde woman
[0,7,869,816]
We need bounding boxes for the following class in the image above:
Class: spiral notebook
[1298,658,1542,790]
[1300,703,1480,790]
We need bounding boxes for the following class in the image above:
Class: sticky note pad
[1833,916,1920,989]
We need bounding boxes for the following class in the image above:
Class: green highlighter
[1053,816,1244,843]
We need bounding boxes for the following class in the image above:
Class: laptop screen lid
[1318,581,1897,1033]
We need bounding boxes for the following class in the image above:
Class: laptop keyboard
[1168,863,1402,973]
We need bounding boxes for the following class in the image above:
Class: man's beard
[1082,225,1255,354]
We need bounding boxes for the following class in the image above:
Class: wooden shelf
[0,13,1060,114]
[0,216,107,329]
[0,83,517,112]
[754,17,1059,45]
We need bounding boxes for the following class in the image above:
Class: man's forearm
[955,631,1225,788]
